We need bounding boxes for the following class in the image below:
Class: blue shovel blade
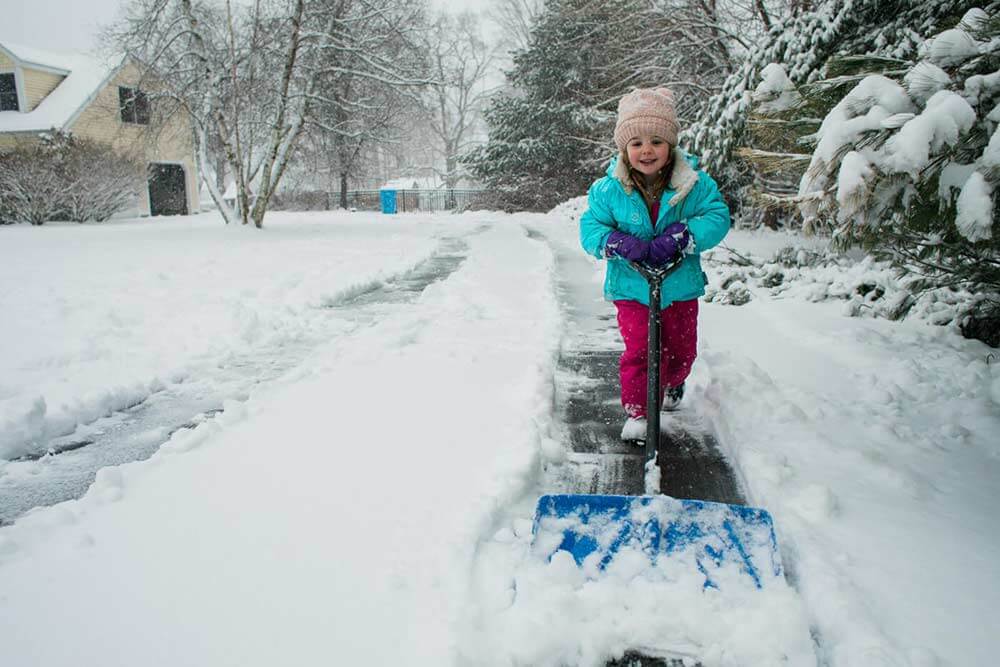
[531,494,783,589]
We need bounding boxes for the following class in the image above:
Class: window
[0,73,18,112]
[118,86,149,125]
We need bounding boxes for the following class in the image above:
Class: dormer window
[0,73,18,112]
[118,86,149,125]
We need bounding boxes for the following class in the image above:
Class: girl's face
[626,135,672,179]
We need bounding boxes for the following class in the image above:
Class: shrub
[0,133,143,225]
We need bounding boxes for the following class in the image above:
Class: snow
[982,124,1000,168]
[381,176,443,190]
[811,76,913,165]
[960,6,991,30]
[925,28,980,67]
[955,171,994,242]
[883,90,976,177]
[0,42,118,133]
[963,69,1000,106]
[1,209,999,666]
[752,63,800,113]
[799,75,914,220]
[938,161,977,205]
[902,62,951,104]
[0,213,443,460]
[835,151,873,220]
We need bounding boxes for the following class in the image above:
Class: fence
[271,189,485,213]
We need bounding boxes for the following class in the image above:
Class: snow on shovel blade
[532,494,783,589]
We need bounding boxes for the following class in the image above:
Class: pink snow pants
[614,299,699,418]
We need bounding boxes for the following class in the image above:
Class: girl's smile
[626,135,672,183]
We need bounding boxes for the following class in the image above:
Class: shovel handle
[628,258,683,287]
[628,257,686,462]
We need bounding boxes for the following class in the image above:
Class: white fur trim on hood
[612,146,699,207]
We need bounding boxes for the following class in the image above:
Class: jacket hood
[607,146,700,207]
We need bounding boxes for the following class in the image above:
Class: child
[579,87,730,441]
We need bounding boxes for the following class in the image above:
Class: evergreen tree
[686,0,980,215]
[465,0,731,211]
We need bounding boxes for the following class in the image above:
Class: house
[0,41,199,217]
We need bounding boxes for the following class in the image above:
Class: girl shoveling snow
[579,87,731,441]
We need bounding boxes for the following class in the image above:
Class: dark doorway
[148,163,188,216]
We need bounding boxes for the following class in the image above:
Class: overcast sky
[2,0,496,54]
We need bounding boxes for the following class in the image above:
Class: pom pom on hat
[614,87,679,151]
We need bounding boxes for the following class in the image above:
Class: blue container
[379,189,397,214]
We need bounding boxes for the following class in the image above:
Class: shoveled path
[559,350,744,505]
[533,224,748,667]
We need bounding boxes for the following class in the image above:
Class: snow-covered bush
[0,143,66,225]
[0,134,142,225]
[706,238,995,343]
[797,7,1000,301]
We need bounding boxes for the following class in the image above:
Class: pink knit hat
[613,87,679,150]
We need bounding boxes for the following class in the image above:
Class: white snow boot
[621,416,647,442]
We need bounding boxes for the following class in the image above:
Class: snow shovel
[532,256,783,589]
[630,259,684,463]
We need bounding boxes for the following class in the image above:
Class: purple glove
[648,223,691,266]
[605,230,650,261]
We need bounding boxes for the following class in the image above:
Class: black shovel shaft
[630,259,685,462]
[645,280,662,463]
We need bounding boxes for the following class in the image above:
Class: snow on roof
[0,41,122,134]
[380,176,443,190]
[2,42,75,72]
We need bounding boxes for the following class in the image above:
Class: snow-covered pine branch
[793,6,1000,294]
[684,0,978,210]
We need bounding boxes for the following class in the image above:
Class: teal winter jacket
[580,148,730,308]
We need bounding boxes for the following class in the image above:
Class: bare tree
[420,12,496,188]
[113,0,429,228]
[303,0,428,206]
[489,0,544,55]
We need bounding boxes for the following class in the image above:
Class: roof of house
[0,41,122,134]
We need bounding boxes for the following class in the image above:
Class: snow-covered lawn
[0,210,998,666]
[0,212,446,460]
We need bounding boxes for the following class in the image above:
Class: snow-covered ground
[0,209,998,666]
[0,212,446,461]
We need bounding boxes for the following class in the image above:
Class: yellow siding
[68,61,200,215]
[0,52,13,69]
[0,59,200,217]
[22,67,65,111]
